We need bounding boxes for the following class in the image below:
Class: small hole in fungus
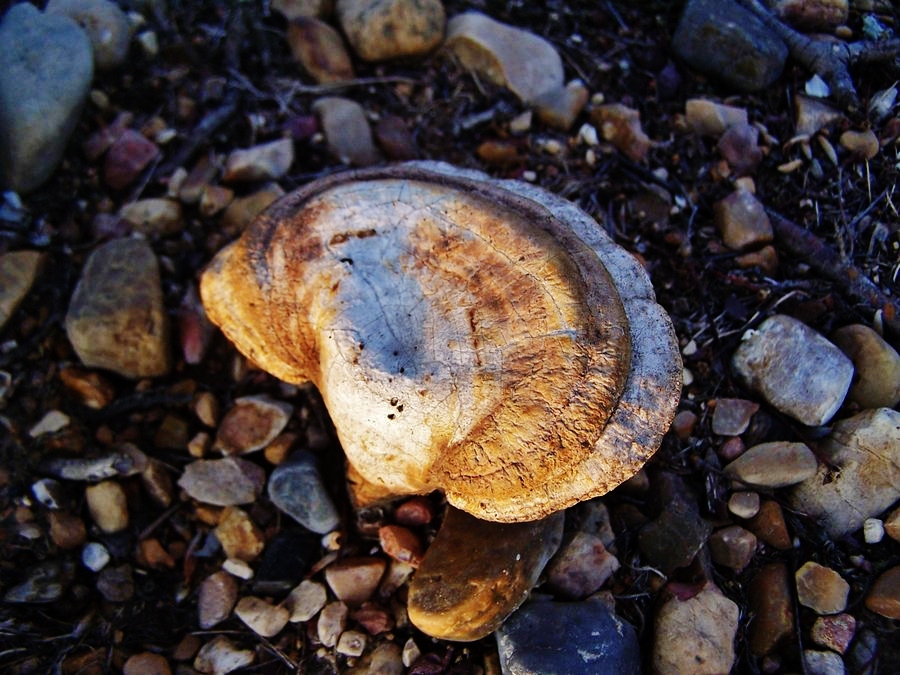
[387,413,395,420]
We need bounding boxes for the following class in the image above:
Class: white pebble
[223,558,254,579]
[336,630,367,657]
[864,518,885,544]
[577,123,599,146]
[29,410,70,438]
[82,542,111,571]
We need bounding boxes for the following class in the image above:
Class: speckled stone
[796,562,850,615]
[337,0,445,62]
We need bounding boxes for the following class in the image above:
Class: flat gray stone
[496,596,640,675]
[179,457,266,506]
[724,441,818,488]
[0,3,93,193]
[732,314,853,426]
[268,450,340,534]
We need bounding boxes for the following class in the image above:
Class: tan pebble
[885,506,900,543]
[369,643,404,675]
[736,245,778,275]
[724,441,818,488]
[215,394,293,455]
[287,17,354,84]
[317,601,348,647]
[708,525,757,571]
[187,431,211,458]
[264,432,297,465]
[379,559,415,598]
[220,184,285,235]
[193,635,254,674]
[865,566,900,619]
[312,97,382,167]
[234,596,290,637]
[48,510,87,549]
[711,398,759,436]
[684,99,748,137]
[123,652,171,675]
[830,324,900,409]
[214,507,266,561]
[223,139,294,183]
[713,189,773,251]
[86,480,129,534]
[59,367,115,409]
[138,538,176,570]
[728,491,760,519]
[286,579,327,622]
[533,80,590,131]
[325,556,387,604]
[338,0,445,62]
[336,629,367,657]
[0,250,46,332]
[198,570,239,629]
[591,103,652,162]
[141,459,174,507]
[199,185,234,217]
[379,524,424,567]
[193,392,220,427]
[119,198,183,236]
[796,561,849,614]
[840,129,879,160]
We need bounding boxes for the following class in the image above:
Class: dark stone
[496,596,641,675]
[3,560,73,603]
[672,0,788,92]
[252,528,320,595]
[268,450,340,534]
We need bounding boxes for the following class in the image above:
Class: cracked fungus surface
[201,164,681,522]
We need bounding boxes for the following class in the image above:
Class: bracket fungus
[200,161,681,523]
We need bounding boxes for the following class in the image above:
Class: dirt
[1,1,899,673]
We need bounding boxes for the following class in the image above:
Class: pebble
[198,571,239,629]
[830,324,900,409]
[220,183,285,234]
[222,558,254,579]
[337,0,445,62]
[234,596,290,637]
[407,506,564,641]
[885,506,900,543]
[46,0,132,70]
[736,245,779,275]
[223,139,295,183]
[82,541,110,571]
[199,185,234,217]
[772,0,848,30]
[287,17,354,84]
[863,518,884,544]
[544,531,620,599]
[96,563,134,602]
[728,491,760,519]
[122,652,172,675]
[49,510,87,550]
[215,395,293,455]
[268,450,339,533]
[804,650,847,675]
[652,582,739,675]
[378,524,424,567]
[790,408,900,537]
[29,410,71,438]
[273,0,332,19]
[0,250,46,331]
[839,129,879,160]
[251,528,319,594]
[748,562,795,656]
[713,188,774,251]
[317,601,349,647]
[711,398,759,436]
[193,635,255,674]
[533,80,590,131]
[358,642,403,674]
[496,596,641,675]
[444,12,563,104]
[671,409,698,440]
[85,480,129,533]
[0,3,93,193]
[394,496,434,526]
[746,499,792,550]
[795,94,843,136]
[590,103,652,162]
[336,630,367,657]
[672,0,787,92]
[796,561,850,614]
[32,478,66,509]
[718,122,764,176]
[214,507,266,562]
[325,556,387,604]
[724,441,818,488]
[811,613,856,654]
[379,559,415,598]
[374,115,418,160]
[637,473,712,575]
[402,638,421,667]
[119,199,183,236]
[65,238,171,378]
[312,97,382,166]
[708,525,757,571]
[684,99,748,137]
[186,432,209,458]
[732,314,853,426]
[60,367,116,409]
[351,603,394,635]
[178,457,266,506]
[178,154,219,203]
[865,566,900,619]
[104,129,161,189]
[138,538,175,570]
[286,579,328,622]
[3,560,71,603]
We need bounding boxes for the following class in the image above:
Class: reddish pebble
[104,129,160,189]
[379,524,424,567]
[395,496,434,526]
[718,436,745,461]
[351,602,395,635]
[671,410,698,440]
[810,613,856,654]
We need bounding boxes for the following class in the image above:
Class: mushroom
[200,161,681,523]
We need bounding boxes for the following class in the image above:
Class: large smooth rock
[830,324,900,409]
[0,3,93,193]
[732,314,853,426]
[496,597,640,675]
[789,408,900,538]
[337,0,445,61]
[407,506,563,641]
[444,12,564,104]
[0,250,45,331]
[652,582,739,675]
[673,0,787,92]
[46,0,132,70]
[65,238,172,378]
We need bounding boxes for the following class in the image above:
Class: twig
[767,209,900,336]
[272,75,424,97]
[156,92,241,178]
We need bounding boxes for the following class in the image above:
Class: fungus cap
[200,161,681,522]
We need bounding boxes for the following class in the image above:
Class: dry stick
[156,92,240,179]
[735,0,900,111]
[767,209,900,337]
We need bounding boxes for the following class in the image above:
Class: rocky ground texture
[1,0,899,673]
